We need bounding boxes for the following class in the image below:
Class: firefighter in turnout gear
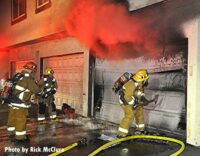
[7,62,41,142]
[117,69,153,137]
[37,67,58,122]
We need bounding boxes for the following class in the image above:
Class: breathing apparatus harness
[41,75,57,99]
[1,72,35,109]
[114,71,156,109]
[1,73,27,102]
[118,78,143,109]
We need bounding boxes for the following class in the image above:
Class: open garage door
[42,53,84,114]
[11,59,34,77]
[94,40,187,137]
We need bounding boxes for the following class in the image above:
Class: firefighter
[117,69,153,137]
[7,62,41,142]
[37,67,58,122]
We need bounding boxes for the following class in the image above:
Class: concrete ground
[0,103,200,156]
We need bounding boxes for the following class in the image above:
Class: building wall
[1,0,72,81]
[8,37,90,116]
[0,51,9,79]
[5,0,90,116]
[5,0,71,46]
[182,18,200,146]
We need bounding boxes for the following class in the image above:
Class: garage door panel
[43,53,84,113]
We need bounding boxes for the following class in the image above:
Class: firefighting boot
[116,133,132,139]
[116,134,127,138]
[37,123,46,133]
[134,131,144,135]
[134,125,146,135]
[37,118,47,124]
[39,120,47,124]
[51,117,58,122]
[7,131,15,139]
[15,134,30,143]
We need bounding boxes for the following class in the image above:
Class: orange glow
[0,36,8,51]
[64,0,161,59]
[0,35,9,79]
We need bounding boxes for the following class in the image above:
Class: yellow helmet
[45,67,54,75]
[133,69,150,82]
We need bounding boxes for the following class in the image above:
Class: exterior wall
[127,0,164,11]
[3,0,90,116]
[183,18,200,146]
[0,51,9,79]
[8,37,90,116]
[4,0,71,46]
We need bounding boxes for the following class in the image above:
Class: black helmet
[23,62,37,72]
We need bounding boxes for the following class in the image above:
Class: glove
[42,93,48,99]
[36,91,43,96]
[51,90,56,94]
[132,104,137,109]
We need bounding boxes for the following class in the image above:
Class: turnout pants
[118,104,145,136]
[38,96,57,121]
[7,106,28,140]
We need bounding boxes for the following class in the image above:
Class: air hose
[88,135,185,156]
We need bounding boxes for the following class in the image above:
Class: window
[35,0,51,13]
[11,0,27,25]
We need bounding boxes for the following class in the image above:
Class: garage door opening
[41,53,84,115]
[93,39,188,139]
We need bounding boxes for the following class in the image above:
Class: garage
[94,40,187,137]
[42,53,84,114]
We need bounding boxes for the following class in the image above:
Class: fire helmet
[45,67,54,75]
[133,69,150,82]
[23,62,37,72]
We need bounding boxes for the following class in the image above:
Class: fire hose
[48,135,185,156]
[48,138,87,156]
[88,135,185,156]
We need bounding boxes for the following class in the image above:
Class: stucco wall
[4,0,71,46]
[182,18,200,146]
[0,51,9,79]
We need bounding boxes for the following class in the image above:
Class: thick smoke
[64,0,161,59]
[64,0,200,59]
